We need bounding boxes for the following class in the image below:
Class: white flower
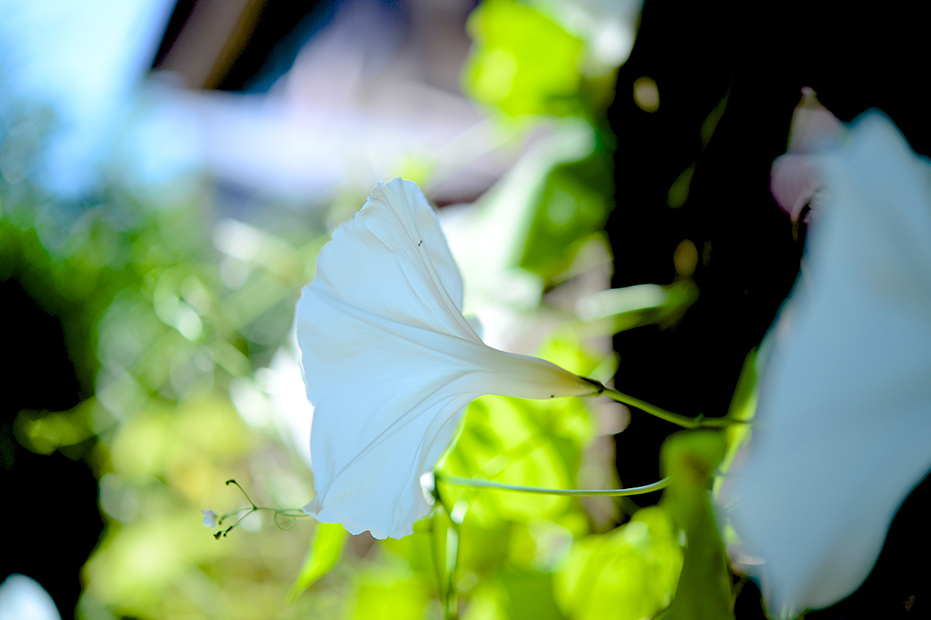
[201,509,218,529]
[0,574,61,620]
[296,178,600,539]
[724,113,931,616]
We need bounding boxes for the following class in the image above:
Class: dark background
[608,2,930,618]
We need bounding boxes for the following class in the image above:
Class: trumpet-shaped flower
[724,113,931,616]
[296,178,600,539]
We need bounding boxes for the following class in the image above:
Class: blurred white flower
[296,178,600,539]
[0,574,61,620]
[724,113,931,616]
[201,509,218,529]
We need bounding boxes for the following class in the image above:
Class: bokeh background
[1,1,928,618]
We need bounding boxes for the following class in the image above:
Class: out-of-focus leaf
[451,118,610,300]
[439,395,576,525]
[460,581,509,620]
[438,325,599,522]
[499,567,562,620]
[519,138,614,281]
[350,569,438,620]
[537,326,614,380]
[3,97,333,620]
[440,511,511,580]
[458,565,566,620]
[555,506,682,620]
[13,398,97,455]
[109,394,253,484]
[657,431,734,620]
[84,388,319,619]
[451,118,613,295]
[575,281,700,334]
[82,512,227,612]
[286,522,347,603]
[667,165,695,209]
[463,0,585,117]
[433,329,603,602]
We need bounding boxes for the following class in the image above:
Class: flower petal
[201,509,218,529]
[298,178,599,539]
[309,178,470,336]
[725,113,931,615]
[770,153,820,222]
[0,574,61,620]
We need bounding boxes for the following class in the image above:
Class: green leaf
[439,396,575,525]
[286,522,347,603]
[555,507,683,620]
[657,431,734,620]
[499,568,563,620]
[462,0,585,117]
[575,281,700,335]
[454,118,613,289]
[350,570,436,620]
[518,139,614,281]
[453,118,612,296]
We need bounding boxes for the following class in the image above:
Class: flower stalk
[580,377,740,429]
[435,472,671,496]
[207,479,309,539]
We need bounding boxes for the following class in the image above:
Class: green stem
[436,473,670,496]
[585,380,738,429]
[214,479,310,538]
[429,507,460,620]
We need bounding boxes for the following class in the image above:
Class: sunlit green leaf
[556,507,683,620]
[109,394,253,484]
[350,568,439,620]
[657,431,734,620]
[82,512,226,612]
[439,394,593,525]
[287,522,347,603]
[535,327,610,385]
[519,138,614,281]
[453,118,613,296]
[434,394,594,609]
[499,567,563,620]
[463,0,585,117]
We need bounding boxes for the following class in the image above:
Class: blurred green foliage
[557,507,682,620]
[456,118,614,291]
[463,0,585,117]
[462,0,618,118]
[287,522,347,603]
[461,0,618,289]
[657,431,733,620]
[1,97,327,618]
